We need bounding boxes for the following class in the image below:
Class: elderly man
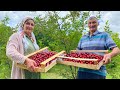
[77,16,120,79]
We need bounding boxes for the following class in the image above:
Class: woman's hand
[24,58,37,72]
[103,53,112,65]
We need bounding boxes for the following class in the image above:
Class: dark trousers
[77,71,106,79]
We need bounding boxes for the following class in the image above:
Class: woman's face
[23,19,35,36]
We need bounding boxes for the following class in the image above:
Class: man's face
[88,18,98,32]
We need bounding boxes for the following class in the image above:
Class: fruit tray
[16,47,65,72]
[57,50,108,70]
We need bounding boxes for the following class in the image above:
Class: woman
[6,17,40,79]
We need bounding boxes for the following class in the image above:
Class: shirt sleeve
[6,33,27,64]
[105,33,117,50]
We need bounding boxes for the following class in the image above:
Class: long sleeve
[6,33,27,64]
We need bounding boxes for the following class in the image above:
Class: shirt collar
[86,30,100,36]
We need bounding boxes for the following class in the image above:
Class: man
[77,16,120,79]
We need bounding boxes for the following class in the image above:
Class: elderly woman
[6,17,40,79]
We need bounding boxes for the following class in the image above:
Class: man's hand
[103,53,112,65]
[103,47,120,65]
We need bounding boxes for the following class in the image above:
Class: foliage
[34,11,90,78]
[104,19,120,79]
[0,17,13,79]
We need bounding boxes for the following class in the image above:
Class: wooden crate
[16,47,65,72]
[57,50,108,70]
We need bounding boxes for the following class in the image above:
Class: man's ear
[97,21,99,25]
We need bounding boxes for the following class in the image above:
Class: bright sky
[0,11,119,35]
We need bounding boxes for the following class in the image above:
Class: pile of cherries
[63,52,104,65]
[29,51,56,67]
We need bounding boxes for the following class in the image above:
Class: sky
[0,11,119,35]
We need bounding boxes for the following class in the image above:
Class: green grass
[41,63,78,79]
[106,55,120,79]
[41,64,68,79]
[106,73,112,79]
[41,72,66,79]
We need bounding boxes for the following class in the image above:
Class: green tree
[0,17,13,79]
[103,19,120,79]
[33,11,91,79]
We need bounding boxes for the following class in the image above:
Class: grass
[41,63,78,79]
[41,72,66,79]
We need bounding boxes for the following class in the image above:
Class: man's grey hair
[88,16,98,21]
[88,16,99,25]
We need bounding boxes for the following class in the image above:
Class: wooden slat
[71,50,108,53]
[96,60,104,69]
[57,60,103,70]
[16,64,27,69]
[33,60,57,72]
[44,61,57,72]
[40,51,65,65]
[26,47,48,57]
[16,59,57,72]
[57,56,98,61]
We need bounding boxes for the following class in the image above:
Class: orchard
[0,11,120,79]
